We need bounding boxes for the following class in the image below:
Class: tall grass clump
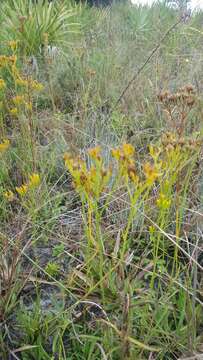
[63,85,202,358]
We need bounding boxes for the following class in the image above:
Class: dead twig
[112,18,182,110]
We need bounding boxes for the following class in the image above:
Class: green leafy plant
[1,0,79,56]
[45,262,60,277]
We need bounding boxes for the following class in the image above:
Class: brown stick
[113,18,182,110]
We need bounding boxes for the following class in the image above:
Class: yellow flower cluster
[156,193,171,210]
[0,139,10,153]
[13,95,25,106]
[30,80,44,92]
[28,173,40,188]
[16,173,40,197]
[0,45,44,126]
[143,162,161,185]
[10,107,18,116]
[10,90,36,115]
[8,40,18,52]
[4,190,14,202]
[112,143,135,160]
[112,143,138,183]
[15,77,43,92]
[0,55,17,68]
[16,78,28,87]
[65,144,164,196]
[88,146,101,160]
[10,101,33,115]
[64,149,111,198]
[16,184,28,197]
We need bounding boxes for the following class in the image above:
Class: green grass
[0,0,203,359]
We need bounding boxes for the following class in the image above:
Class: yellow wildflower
[0,139,10,152]
[156,193,171,210]
[8,55,17,65]
[89,166,97,179]
[65,154,87,175]
[0,55,16,68]
[8,41,18,52]
[79,172,91,193]
[4,190,14,202]
[13,95,25,106]
[10,107,18,116]
[16,184,28,196]
[149,226,155,234]
[30,80,44,91]
[112,144,134,162]
[122,143,135,157]
[16,78,28,87]
[111,148,122,160]
[143,162,160,184]
[63,153,70,162]
[149,145,161,161]
[88,146,101,160]
[128,165,139,184]
[28,173,40,188]
[0,55,8,67]
[0,79,6,90]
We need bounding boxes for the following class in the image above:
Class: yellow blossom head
[149,225,155,234]
[156,193,171,210]
[122,143,135,157]
[13,95,25,106]
[10,107,18,116]
[0,55,9,68]
[0,139,10,153]
[127,165,139,184]
[88,146,101,160]
[8,55,17,65]
[111,148,122,160]
[143,162,160,185]
[8,40,18,52]
[28,173,40,188]
[112,144,135,162]
[16,184,28,196]
[63,152,71,162]
[4,190,14,202]
[16,78,28,87]
[30,80,44,91]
